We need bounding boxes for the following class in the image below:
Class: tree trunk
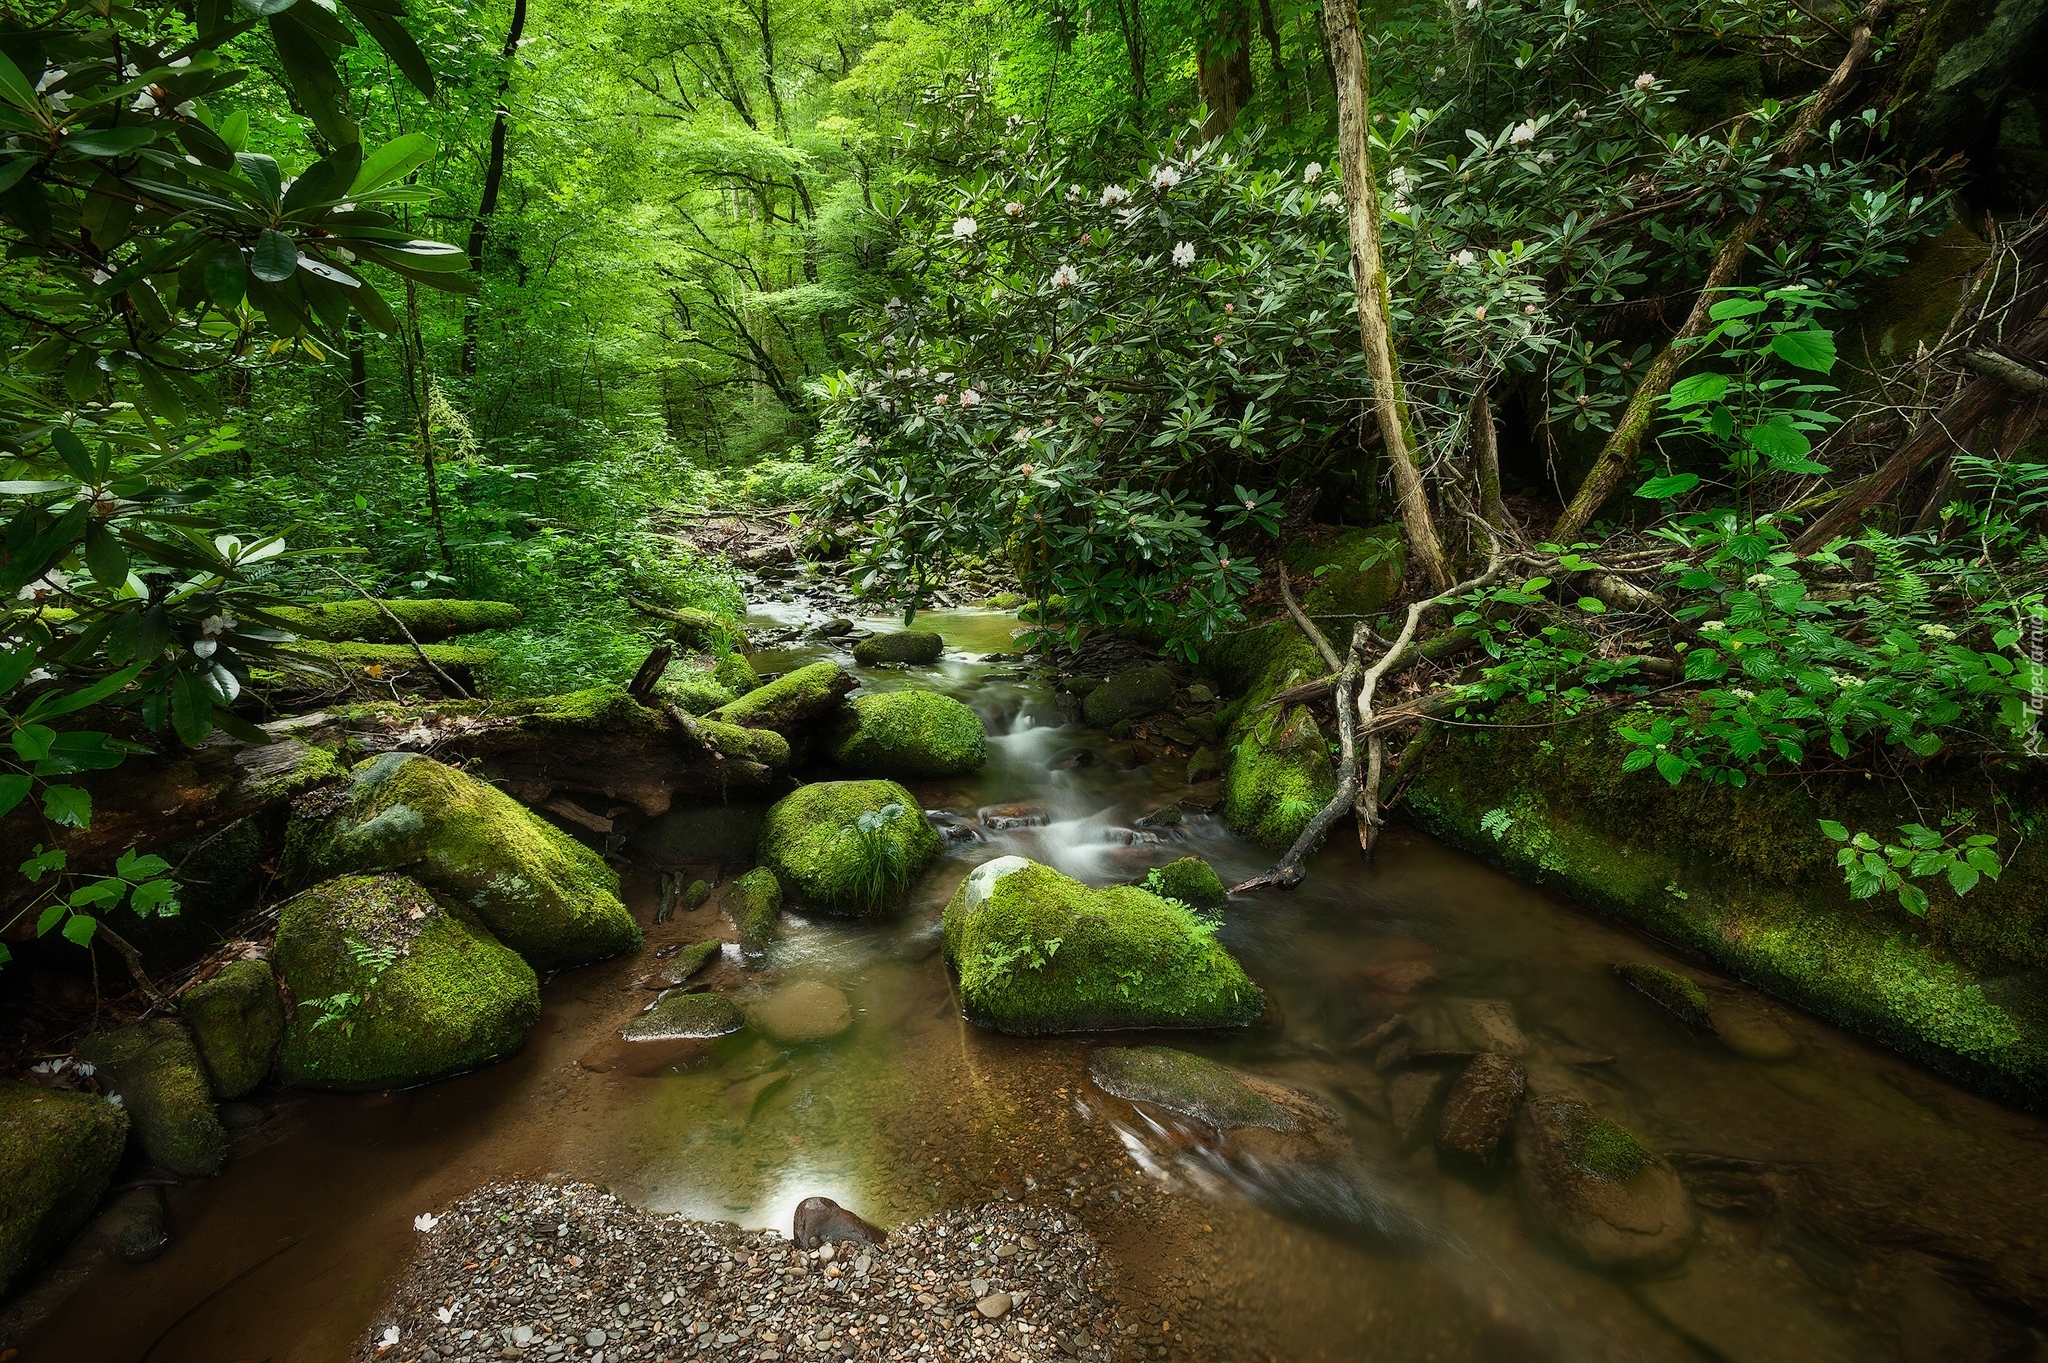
[1198,1,1256,139]
[1257,0,1287,120]
[1321,0,1454,591]
[460,0,528,377]
[1470,384,1505,535]
[1112,0,1149,107]
[345,312,367,424]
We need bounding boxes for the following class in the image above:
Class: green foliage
[302,938,400,1039]
[837,802,910,916]
[1820,814,2003,918]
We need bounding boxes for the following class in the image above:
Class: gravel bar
[362,1181,1125,1363]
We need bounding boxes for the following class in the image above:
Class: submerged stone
[825,690,988,778]
[1082,667,1176,726]
[852,630,944,666]
[178,958,285,1100]
[77,1021,228,1179]
[943,857,1264,1034]
[0,1080,127,1296]
[1515,1095,1695,1270]
[1434,1053,1526,1163]
[1089,1046,1295,1131]
[624,992,744,1041]
[751,981,853,1044]
[757,780,941,917]
[1614,963,1715,1029]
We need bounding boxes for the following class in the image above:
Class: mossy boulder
[943,857,1265,1034]
[0,1080,127,1297]
[824,690,988,778]
[662,606,749,653]
[1082,667,1176,726]
[283,752,638,971]
[623,992,745,1041]
[275,874,540,1091]
[1145,856,1228,908]
[178,959,284,1099]
[852,631,945,666]
[1222,704,1336,847]
[729,866,783,946]
[757,780,940,917]
[711,661,857,737]
[1614,963,1713,1029]
[656,650,763,716]
[1514,1095,1694,1270]
[269,598,521,643]
[1089,1046,1295,1130]
[1281,526,1406,638]
[76,1021,229,1178]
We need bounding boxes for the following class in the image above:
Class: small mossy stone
[730,867,783,946]
[825,691,988,778]
[664,606,748,653]
[943,857,1265,1034]
[1082,667,1176,726]
[76,1021,228,1178]
[758,781,940,917]
[1145,856,1228,909]
[1090,1046,1295,1131]
[1186,747,1221,784]
[670,939,723,981]
[275,874,540,1092]
[178,959,284,1099]
[1222,704,1336,847]
[269,598,522,643]
[714,651,759,693]
[623,992,744,1041]
[852,631,944,666]
[283,752,638,971]
[977,592,1027,610]
[1614,963,1714,1029]
[1566,1109,1648,1181]
[0,1079,127,1297]
[711,661,856,736]
[685,879,711,909]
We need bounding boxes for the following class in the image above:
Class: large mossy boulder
[284,752,638,970]
[1281,526,1406,632]
[852,630,944,666]
[275,874,540,1091]
[268,598,521,643]
[76,1021,229,1178]
[757,780,940,917]
[1082,666,1176,727]
[0,1080,127,1297]
[943,857,1265,1034]
[825,690,987,778]
[729,866,783,946]
[178,959,285,1099]
[711,661,857,737]
[1222,704,1337,847]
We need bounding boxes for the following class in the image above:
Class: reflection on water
[16,626,2048,1363]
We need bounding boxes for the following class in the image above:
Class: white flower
[45,90,72,112]
[377,1326,399,1351]
[89,269,111,285]
[17,570,68,601]
[131,91,158,112]
[950,216,978,239]
[1919,623,1958,641]
[1835,674,1865,689]
[1699,620,1726,632]
[1474,305,1487,320]
[1509,121,1537,145]
[1319,191,1343,209]
[173,100,196,118]
[336,201,356,213]
[1065,183,1084,201]
[335,247,356,263]
[1150,165,1181,190]
[192,639,217,659]
[1451,249,1476,268]
[1099,184,1131,207]
[1050,263,1079,289]
[1171,241,1196,269]
[1003,200,1025,217]
[1727,688,1757,702]
[853,434,872,449]
[1302,162,1323,184]
[960,388,981,407]
[107,1093,124,1108]
[413,1212,440,1233]
[1434,65,1447,78]
[1014,426,1033,444]
[1466,0,1480,10]
[35,68,67,94]
[1745,572,1775,587]
[1536,150,1555,165]
[1635,72,1656,90]
[74,1060,93,1076]
[122,63,140,78]
[201,613,237,636]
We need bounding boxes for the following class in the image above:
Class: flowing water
[13,605,2048,1362]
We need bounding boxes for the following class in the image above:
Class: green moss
[758,780,940,916]
[76,1021,228,1178]
[1089,1046,1291,1129]
[1613,963,1713,1029]
[269,599,522,643]
[623,991,744,1040]
[1281,525,1406,638]
[178,959,284,1099]
[694,717,792,770]
[275,874,540,1091]
[283,752,638,970]
[671,938,722,979]
[657,651,765,716]
[1562,1108,1647,1182]
[824,690,988,777]
[711,661,856,735]
[665,606,749,653]
[943,857,1265,1034]
[1082,667,1176,726]
[0,1080,127,1298]
[977,592,1027,610]
[1222,704,1336,847]
[715,651,759,692]
[1145,856,1229,908]
[852,630,945,666]
[730,867,783,946]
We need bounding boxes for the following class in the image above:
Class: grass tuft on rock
[758,781,940,917]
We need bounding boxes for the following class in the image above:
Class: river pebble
[361,1181,1124,1363]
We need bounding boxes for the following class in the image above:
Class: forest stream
[10,608,2047,1363]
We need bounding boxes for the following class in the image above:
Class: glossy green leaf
[60,913,97,947]
[1666,372,1728,408]
[252,229,298,283]
[0,774,31,821]
[42,784,91,828]
[0,49,34,110]
[66,126,158,157]
[204,244,248,307]
[349,133,438,197]
[1769,329,1837,373]
[1634,473,1699,499]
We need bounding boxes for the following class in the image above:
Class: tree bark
[1321,0,1454,590]
[1470,384,1505,536]
[1198,1,1256,139]
[1257,0,1287,117]
[461,0,528,377]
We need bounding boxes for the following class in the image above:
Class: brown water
[12,609,2048,1362]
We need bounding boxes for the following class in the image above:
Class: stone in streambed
[1089,1047,1296,1132]
[793,1195,887,1249]
[178,958,284,1099]
[0,1080,128,1297]
[1352,960,1441,994]
[852,630,944,666]
[1144,855,1228,909]
[666,938,723,983]
[1715,1003,1800,1061]
[757,780,940,917]
[1515,1095,1695,1270]
[979,803,1048,831]
[751,982,853,1044]
[727,867,782,946]
[77,1021,228,1178]
[93,1185,169,1262]
[624,992,744,1041]
[1082,667,1176,726]
[1434,1053,1526,1163]
[944,857,1263,1034]
[1388,1069,1450,1147]
[825,690,987,778]
[1409,998,1528,1058]
[711,660,857,736]
[1614,962,1714,1029]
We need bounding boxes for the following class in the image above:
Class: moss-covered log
[266,598,522,643]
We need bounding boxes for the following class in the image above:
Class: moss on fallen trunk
[269,599,522,643]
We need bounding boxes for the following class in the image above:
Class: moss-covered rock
[178,959,284,1099]
[1515,1095,1692,1269]
[729,867,783,946]
[656,650,764,716]
[283,752,638,970]
[1082,667,1176,726]
[1089,1046,1294,1129]
[1222,704,1336,847]
[852,630,945,666]
[1144,856,1229,908]
[76,1021,228,1178]
[711,661,857,736]
[280,641,498,670]
[943,857,1265,1034]
[623,992,744,1040]
[269,598,522,643]
[757,780,940,917]
[824,690,988,778]
[275,874,540,1091]
[0,1080,127,1297]
[1613,963,1713,1029]
[1281,526,1406,639]
[1894,0,2048,163]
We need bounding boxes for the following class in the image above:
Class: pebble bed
[361,1182,1124,1363]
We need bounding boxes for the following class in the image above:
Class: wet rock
[809,617,855,638]
[1187,684,1215,704]
[1434,1054,1526,1163]
[1050,748,1095,770]
[684,878,711,909]
[1143,855,1228,908]
[751,981,853,1044]
[728,867,782,947]
[1715,1003,1799,1061]
[851,630,944,666]
[0,1079,127,1297]
[276,874,539,1092]
[1347,1014,1406,1053]
[1388,1070,1450,1147]
[1064,676,1106,697]
[977,1292,1013,1319]
[1614,963,1714,1029]
[757,780,941,917]
[1090,1047,1297,1132]
[1633,1233,1872,1363]
[1134,803,1185,830]
[93,1185,169,1263]
[1410,998,1528,1058]
[1081,667,1176,726]
[1222,704,1334,848]
[944,858,1264,1033]
[926,810,980,842]
[1515,1095,1695,1270]
[1352,960,1441,994]
[1374,1037,1416,1072]
[711,660,858,737]
[77,1021,229,1178]
[282,752,638,971]
[825,690,988,778]
[178,958,284,1100]
[792,1195,888,1249]
[1185,747,1221,783]
[979,802,1049,831]
[626,992,744,1040]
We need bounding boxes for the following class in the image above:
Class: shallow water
[14,614,2048,1362]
